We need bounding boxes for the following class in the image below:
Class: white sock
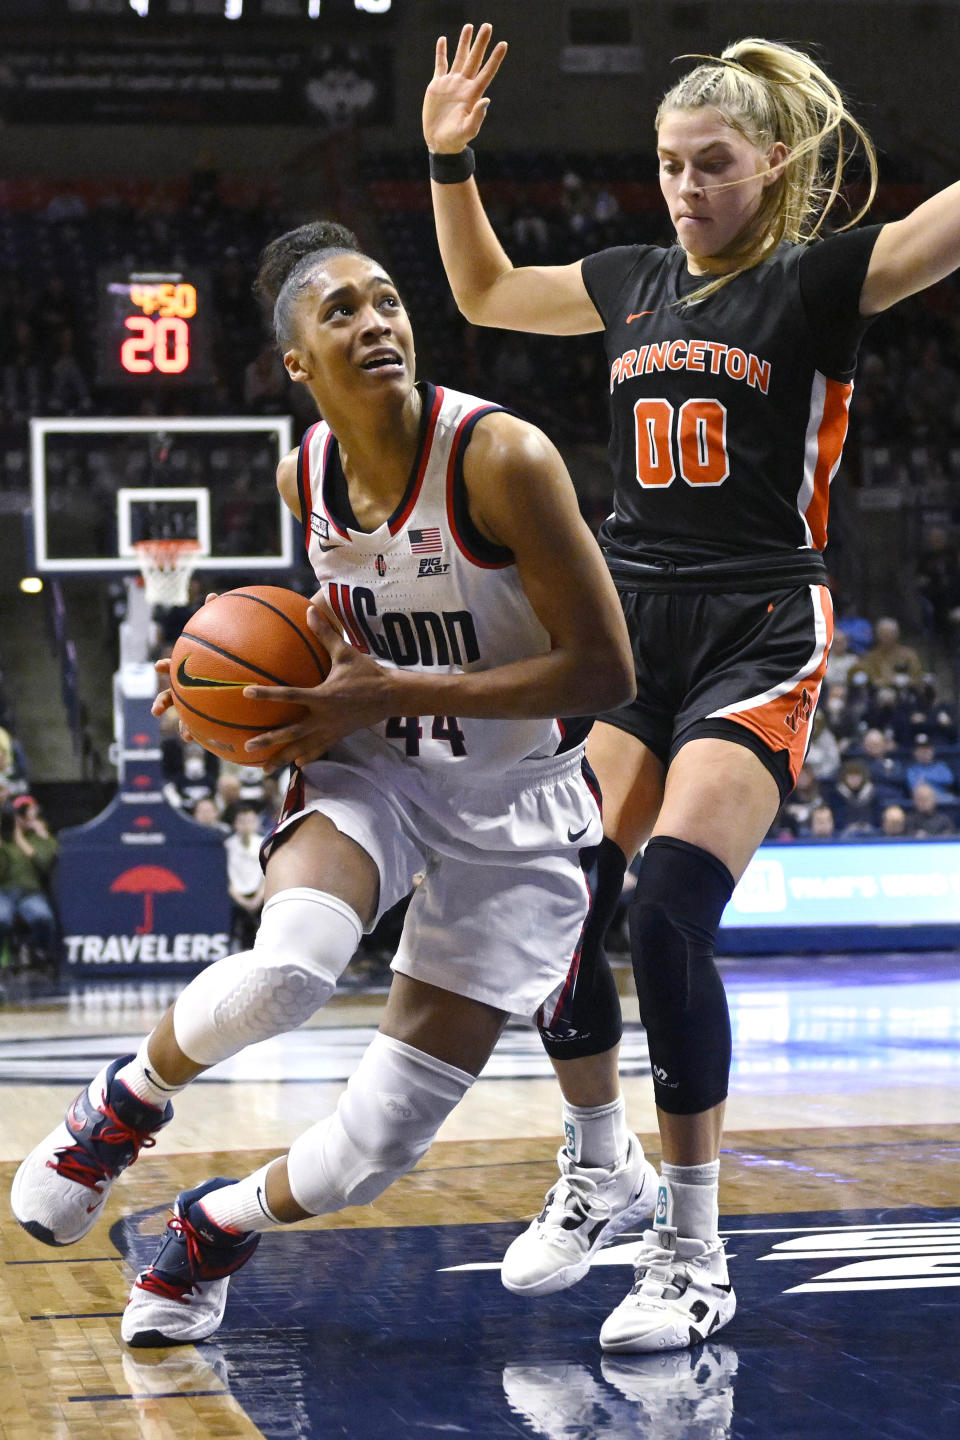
[196,1164,285,1235]
[562,1096,631,1169]
[111,1038,185,1110]
[659,1160,720,1242]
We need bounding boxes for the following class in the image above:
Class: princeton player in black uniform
[423,23,960,1352]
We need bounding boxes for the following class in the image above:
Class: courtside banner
[56,795,232,977]
[720,839,960,952]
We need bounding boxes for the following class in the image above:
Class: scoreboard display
[97,268,213,388]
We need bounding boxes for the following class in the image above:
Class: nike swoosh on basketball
[626,309,656,323]
[567,823,591,843]
[176,658,248,690]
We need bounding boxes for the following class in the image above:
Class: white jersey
[297,382,591,780]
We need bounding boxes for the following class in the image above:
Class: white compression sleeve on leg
[286,1033,474,1215]
[173,888,362,1067]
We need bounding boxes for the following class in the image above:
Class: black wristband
[428,146,476,185]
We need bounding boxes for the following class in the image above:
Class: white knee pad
[173,888,362,1067]
[286,1033,474,1215]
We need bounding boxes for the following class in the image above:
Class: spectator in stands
[225,803,265,953]
[856,727,909,805]
[905,735,956,803]
[851,616,926,691]
[0,726,29,799]
[915,525,960,650]
[507,204,551,262]
[258,772,286,829]
[0,797,59,965]
[900,674,958,748]
[880,803,909,837]
[217,760,266,810]
[907,780,956,837]
[821,681,866,754]
[804,804,837,840]
[560,169,594,242]
[781,767,828,836]
[191,796,229,832]
[214,773,243,828]
[590,182,621,231]
[160,707,219,810]
[804,710,842,781]
[862,682,919,750]
[833,598,873,656]
[830,758,879,835]
[823,627,859,687]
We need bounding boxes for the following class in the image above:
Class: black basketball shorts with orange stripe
[600,581,834,801]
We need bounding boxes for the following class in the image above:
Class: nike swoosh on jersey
[567,822,591,843]
[626,309,656,323]
[176,658,248,690]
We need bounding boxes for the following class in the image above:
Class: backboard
[30,415,297,574]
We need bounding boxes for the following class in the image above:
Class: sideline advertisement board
[721,840,960,952]
[57,795,232,977]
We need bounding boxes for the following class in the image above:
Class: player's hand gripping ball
[169,587,330,766]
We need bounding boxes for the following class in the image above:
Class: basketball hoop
[133,539,203,608]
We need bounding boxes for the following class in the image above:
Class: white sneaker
[501,1134,658,1296]
[121,1178,260,1348]
[11,1056,173,1247]
[599,1226,736,1353]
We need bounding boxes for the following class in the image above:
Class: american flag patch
[408,527,443,555]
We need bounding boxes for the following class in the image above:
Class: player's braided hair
[253,220,362,348]
[658,37,878,304]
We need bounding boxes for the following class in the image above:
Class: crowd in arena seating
[767,612,960,842]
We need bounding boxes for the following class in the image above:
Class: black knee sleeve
[538,836,625,1060]
[629,836,734,1115]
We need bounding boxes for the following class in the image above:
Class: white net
[133,539,203,608]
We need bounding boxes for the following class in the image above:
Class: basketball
[168,586,329,767]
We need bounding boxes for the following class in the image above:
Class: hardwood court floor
[1,951,958,1439]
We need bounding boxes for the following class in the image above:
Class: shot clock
[96,268,213,388]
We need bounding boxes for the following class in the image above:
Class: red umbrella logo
[110,865,186,934]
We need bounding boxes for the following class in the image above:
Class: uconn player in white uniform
[282,381,614,1013]
[12,222,643,1348]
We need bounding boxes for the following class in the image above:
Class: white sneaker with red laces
[122,1178,260,1348]
[11,1057,173,1247]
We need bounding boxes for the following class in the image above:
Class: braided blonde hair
[657,38,878,303]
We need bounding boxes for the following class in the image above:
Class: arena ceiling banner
[0,38,393,124]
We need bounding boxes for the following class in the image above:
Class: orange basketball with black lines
[169,587,329,767]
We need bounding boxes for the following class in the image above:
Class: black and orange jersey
[581,225,882,582]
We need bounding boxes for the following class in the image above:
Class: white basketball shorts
[266,734,602,1019]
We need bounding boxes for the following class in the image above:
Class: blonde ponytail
[657,38,878,303]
